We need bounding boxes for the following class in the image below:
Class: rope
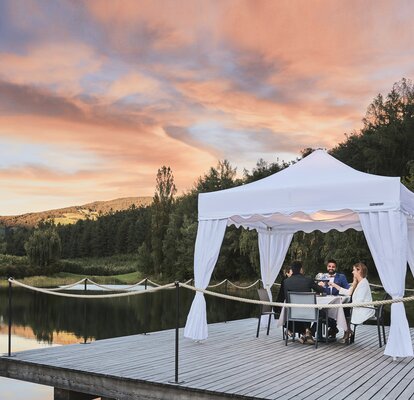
[370,282,414,293]
[208,279,227,288]
[227,280,261,290]
[46,278,88,291]
[85,278,193,292]
[85,278,147,291]
[180,283,414,309]
[9,275,414,307]
[146,279,161,287]
[8,278,175,299]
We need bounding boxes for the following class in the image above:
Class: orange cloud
[0,43,102,95]
[1,0,414,214]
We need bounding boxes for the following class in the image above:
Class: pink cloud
[1,0,414,214]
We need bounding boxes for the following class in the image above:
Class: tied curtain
[359,211,413,357]
[408,220,414,277]
[258,231,293,300]
[184,219,227,341]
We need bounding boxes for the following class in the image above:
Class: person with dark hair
[319,259,350,296]
[274,264,292,313]
[318,259,350,338]
[284,260,324,344]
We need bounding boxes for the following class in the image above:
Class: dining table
[276,294,349,332]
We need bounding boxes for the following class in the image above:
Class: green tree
[150,166,177,276]
[332,78,414,178]
[24,227,62,268]
[195,160,239,192]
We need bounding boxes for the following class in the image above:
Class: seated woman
[328,262,375,343]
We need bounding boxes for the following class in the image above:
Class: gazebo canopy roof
[198,150,414,232]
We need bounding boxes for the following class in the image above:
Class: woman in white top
[329,262,375,343]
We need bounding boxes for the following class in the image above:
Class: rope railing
[179,282,414,309]
[85,278,148,291]
[146,279,162,287]
[8,278,175,299]
[5,275,414,383]
[46,278,88,291]
[227,279,261,290]
[9,275,414,295]
[370,282,414,293]
[207,279,227,288]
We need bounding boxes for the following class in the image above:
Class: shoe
[305,329,315,345]
[328,326,339,339]
[305,328,314,337]
[298,335,307,344]
[305,335,315,345]
[339,330,353,344]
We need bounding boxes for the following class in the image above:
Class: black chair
[256,288,277,338]
[285,291,321,349]
[350,292,390,347]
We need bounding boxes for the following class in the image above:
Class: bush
[0,254,36,279]
[58,257,137,276]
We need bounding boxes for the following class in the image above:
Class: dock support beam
[54,388,98,400]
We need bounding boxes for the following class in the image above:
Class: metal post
[175,281,179,383]
[170,281,184,384]
[82,279,88,344]
[8,279,12,357]
[224,279,228,323]
[144,278,148,335]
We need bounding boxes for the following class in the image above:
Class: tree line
[2,78,414,281]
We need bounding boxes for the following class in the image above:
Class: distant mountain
[0,197,153,227]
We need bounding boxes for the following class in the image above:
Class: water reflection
[0,286,257,343]
[0,285,257,400]
[0,334,55,400]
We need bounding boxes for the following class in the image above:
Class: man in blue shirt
[321,259,350,296]
[319,259,350,338]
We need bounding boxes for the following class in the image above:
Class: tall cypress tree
[150,166,177,276]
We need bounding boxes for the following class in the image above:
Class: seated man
[284,260,324,344]
[318,259,350,338]
[274,265,292,314]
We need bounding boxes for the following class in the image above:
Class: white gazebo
[184,150,414,358]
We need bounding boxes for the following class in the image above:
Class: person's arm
[340,274,350,289]
[312,280,324,294]
[330,280,355,296]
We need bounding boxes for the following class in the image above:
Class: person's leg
[311,310,326,339]
[328,318,339,338]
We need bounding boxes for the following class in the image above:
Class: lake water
[0,284,412,399]
[0,285,257,399]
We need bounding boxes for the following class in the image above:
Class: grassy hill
[0,196,153,227]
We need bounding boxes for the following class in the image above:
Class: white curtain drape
[258,231,293,327]
[258,231,293,299]
[184,219,227,340]
[359,211,413,357]
[408,220,414,277]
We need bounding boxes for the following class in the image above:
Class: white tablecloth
[276,295,348,332]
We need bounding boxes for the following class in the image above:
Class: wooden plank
[0,319,413,400]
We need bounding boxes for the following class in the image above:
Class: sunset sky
[1,0,414,215]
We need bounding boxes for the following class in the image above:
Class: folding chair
[256,288,276,337]
[350,292,390,347]
[285,291,321,349]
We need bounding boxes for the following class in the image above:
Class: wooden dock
[0,318,413,400]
